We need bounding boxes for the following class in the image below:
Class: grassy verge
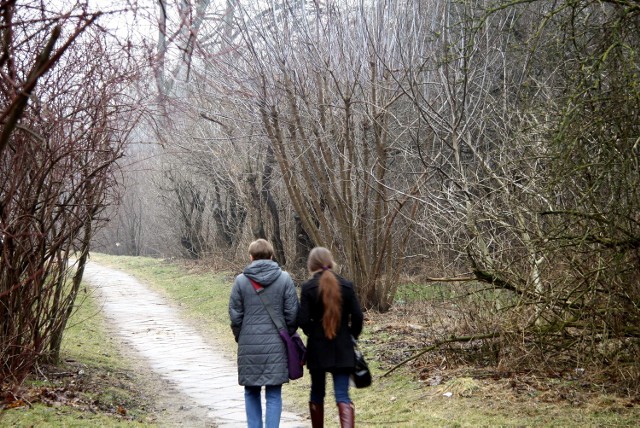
[78,254,640,426]
[0,276,159,427]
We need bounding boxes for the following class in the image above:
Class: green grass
[394,280,518,308]
[394,281,455,303]
[10,253,634,427]
[2,406,141,427]
[1,277,158,427]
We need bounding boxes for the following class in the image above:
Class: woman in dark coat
[297,247,364,428]
[229,239,299,428]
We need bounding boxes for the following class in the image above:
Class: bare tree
[0,1,140,385]
[375,0,640,382]
[204,1,423,310]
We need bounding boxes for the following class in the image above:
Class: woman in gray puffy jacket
[228,239,299,428]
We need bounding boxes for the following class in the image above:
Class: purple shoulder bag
[249,278,307,380]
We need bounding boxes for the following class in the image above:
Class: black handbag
[351,338,372,388]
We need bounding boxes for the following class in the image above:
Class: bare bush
[0,1,140,386]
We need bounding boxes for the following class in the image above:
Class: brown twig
[381,332,501,377]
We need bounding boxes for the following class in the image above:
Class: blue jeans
[244,385,282,428]
[309,369,351,404]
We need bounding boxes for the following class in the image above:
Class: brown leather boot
[337,402,355,428]
[309,401,324,428]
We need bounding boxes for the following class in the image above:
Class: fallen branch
[424,275,475,282]
[381,332,501,377]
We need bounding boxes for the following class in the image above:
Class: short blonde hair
[248,239,274,260]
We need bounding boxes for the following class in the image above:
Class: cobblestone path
[82,261,306,427]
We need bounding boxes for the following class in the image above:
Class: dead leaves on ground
[1,363,133,419]
[363,311,639,411]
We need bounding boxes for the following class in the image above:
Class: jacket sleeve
[347,286,364,340]
[283,273,299,334]
[297,284,311,336]
[228,276,244,342]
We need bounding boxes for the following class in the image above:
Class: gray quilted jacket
[228,259,299,386]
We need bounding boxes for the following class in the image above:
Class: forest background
[0,0,638,413]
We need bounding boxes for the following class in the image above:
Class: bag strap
[351,335,362,351]
[248,277,285,331]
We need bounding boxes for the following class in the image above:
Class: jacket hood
[243,259,282,286]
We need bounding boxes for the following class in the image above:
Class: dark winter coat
[297,272,364,371]
[228,259,299,386]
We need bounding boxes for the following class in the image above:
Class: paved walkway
[82,261,306,427]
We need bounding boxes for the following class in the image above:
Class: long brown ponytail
[307,247,342,339]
